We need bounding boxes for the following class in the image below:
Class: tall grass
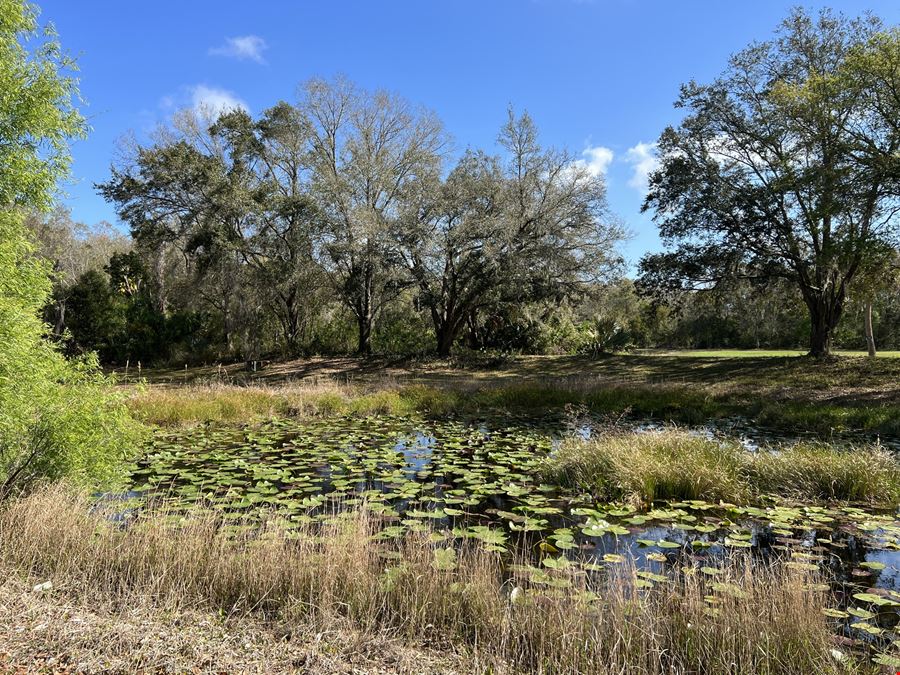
[545,430,900,506]
[0,486,863,674]
[128,379,714,427]
[128,382,463,426]
[129,376,900,441]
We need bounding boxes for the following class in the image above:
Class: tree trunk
[53,298,66,337]
[279,297,303,357]
[465,310,480,350]
[357,315,372,356]
[804,289,845,359]
[807,304,839,358]
[808,321,832,358]
[864,301,876,358]
[436,324,455,358]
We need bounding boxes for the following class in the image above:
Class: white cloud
[624,142,659,191]
[209,35,268,64]
[572,145,614,178]
[188,85,249,116]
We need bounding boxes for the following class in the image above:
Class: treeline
[86,80,625,361]
[28,207,900,364]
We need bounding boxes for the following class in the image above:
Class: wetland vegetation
[52,403,895,671]
[3,0,900,671]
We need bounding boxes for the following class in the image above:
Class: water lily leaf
[542,556,570,570]
[851,621,883,636]
[637,571,668,583]
[711,582,747,598]
[853,592,899,607]
[432,548,457,571]
[874,653,900,668]
[847,607,875,620]
[785,562,818,572]
[860,561,886,571]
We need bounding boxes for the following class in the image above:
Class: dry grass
[125,363,900,439]
[545,430,900,506]
[126,382,350,425]
[125,378,711,429]
[0,576,464,674]
[0,485,868,674]
[126,381,466,426]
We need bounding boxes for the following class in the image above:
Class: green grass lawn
[641,348,900,358]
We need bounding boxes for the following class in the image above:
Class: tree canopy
[99,81,624,358]
[639,8,900,357]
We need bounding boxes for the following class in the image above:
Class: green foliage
[639,9,900,357]
[64,268,127,356]
[0,0,142,494]
[0,212,141,493]
[0,0,85,208]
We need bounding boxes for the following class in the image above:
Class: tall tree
[0,0,137,496]
[99,106,324,357]
[302,77,446,354]
[398,111,622,357]
[639,9,900,357]
[25,207,129,336]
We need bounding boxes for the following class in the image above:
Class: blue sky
[41,0,900,267]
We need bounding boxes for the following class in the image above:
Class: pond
[127,413,900,658]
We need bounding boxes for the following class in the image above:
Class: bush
[0,0,141,495]
[0,211,142,496]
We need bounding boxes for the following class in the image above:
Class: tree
[639,9,900,357]
[64,267,125,359]
[25,206,129,336]
[99,106,325,357]
[847,250,900,357]
[398,111,623,357]
[302,77,446,354]
[0,0,138,496]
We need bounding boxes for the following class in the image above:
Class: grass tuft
[544,430,900,506]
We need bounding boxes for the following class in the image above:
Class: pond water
[127,414,900,660]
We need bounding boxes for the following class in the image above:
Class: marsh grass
[127,379,713,428]
[128,373,900,443]
[0,485,861,674]
[747,444,900,503]
[127,382,468,425]
[756,402,900,437]
[546,430,900,506]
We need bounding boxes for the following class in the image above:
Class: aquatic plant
[0,485,881,674]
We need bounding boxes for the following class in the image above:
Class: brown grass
[0,575,464,674]
[0,485,868,674]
